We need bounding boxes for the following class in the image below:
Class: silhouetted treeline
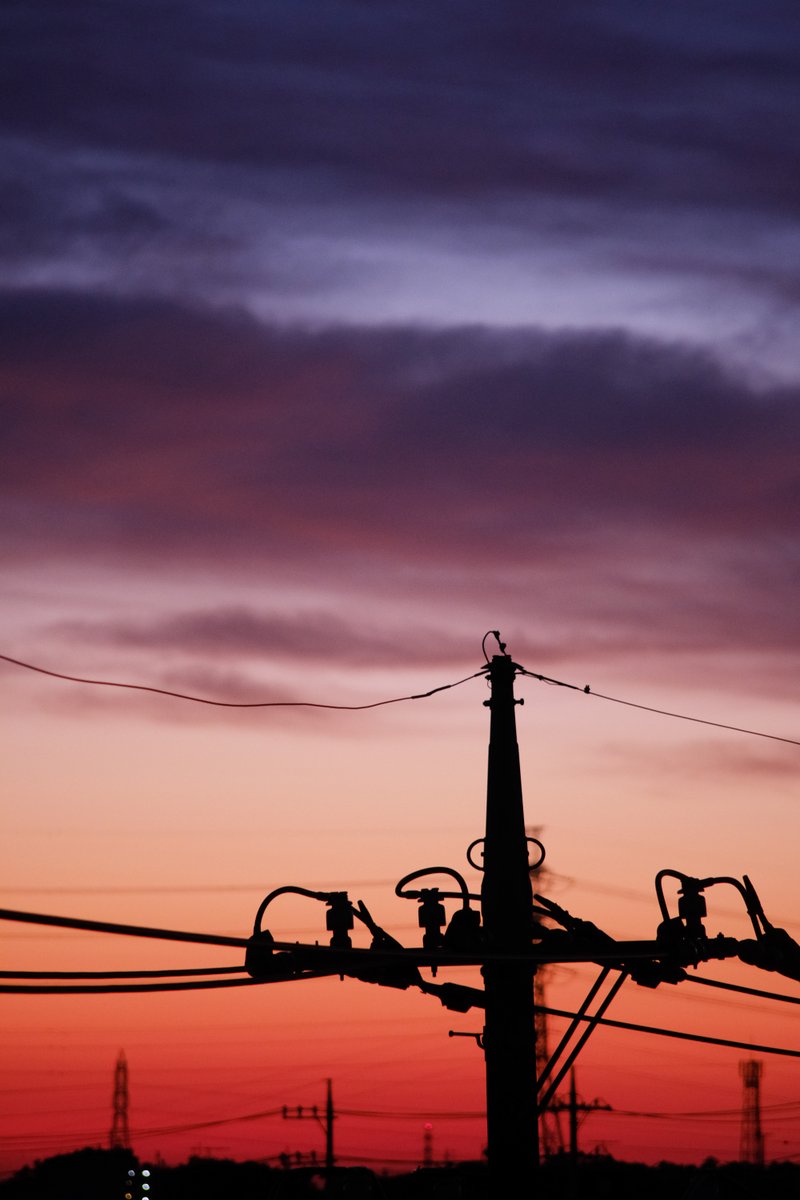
[2,1147,800,1199]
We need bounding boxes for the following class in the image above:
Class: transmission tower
[109,1049,131,1150]
[739,1059,764,1166]
[529,826,565,1158]
[422,1121,433,1168]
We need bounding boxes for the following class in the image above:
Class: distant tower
[110,1050,131,1150]
[528,827,564,1158]
[423,1122,433,1168]
[739,1059,764,1166]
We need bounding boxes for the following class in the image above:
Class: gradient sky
[3,0,800,1175]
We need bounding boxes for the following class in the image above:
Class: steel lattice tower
[739,1059,764,1166]
[110,1049,131,1150]
[529,827,564,1158]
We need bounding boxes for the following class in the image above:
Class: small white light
[142,1169,151,1177]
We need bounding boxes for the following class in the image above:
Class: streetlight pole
[481,650,538,1187]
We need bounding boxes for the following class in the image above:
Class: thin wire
[0,906,248,948]
[0,965,244,980]
[0,976,318,995]
[520,668,800,748]
[536,1003,800,1059]
[685,974,800,1007]
[0,653,482,710]
[339,1108,485,1120]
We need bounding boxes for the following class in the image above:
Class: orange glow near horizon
[3,629,800,1175]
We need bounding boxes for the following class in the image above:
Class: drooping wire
[0,653,482,710]
[519,668,800,748]
[6,646,796,747]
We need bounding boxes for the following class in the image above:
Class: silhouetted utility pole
[569,1068,578,1165]
[282,1079,335,1182]
[549,1068,611,1164]
[325,1078,335,1175]
[481,649,538,1185]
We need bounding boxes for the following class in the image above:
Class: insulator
[418,889,446,948]
[443,906,482,951]
[325,892,354,949]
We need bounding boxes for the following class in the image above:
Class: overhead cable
[4,648,797,748]
[0,905,248,948]
[0,978,264,995]
[0,652,482,710]
[536,1003,800,1059]
[520,668,800,747]
[0,965,245,980]
[685,974,800,1007]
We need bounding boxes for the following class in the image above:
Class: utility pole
[569,1068,578,1165]
[325,1077,335,1175]
[549,1067,611,1163]
[481,648,538,1185]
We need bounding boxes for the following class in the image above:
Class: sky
[2,0,800,1175]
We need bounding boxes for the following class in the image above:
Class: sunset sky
[3,0,800,1175]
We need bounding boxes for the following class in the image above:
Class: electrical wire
[0,978,260,995]
[3,947,798,1062]
[3,902,798,983]
[340,1108,485,1120]
[520,668,800,747]
[685,974,800,1007]
[0,906,248,948]
[0,976,335,995]
[0,653,482,710]
[0,965,245,979]
[535,1003,800,1059]
[5,647,797,746]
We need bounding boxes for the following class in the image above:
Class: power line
[4,647,797,749]
[536,1003,800,1059]
[0,653,482,710]
[0,906,248,948]
[0,966,244,979]
[685,974,800,1008]
[520,668,800,748]
[339,1108,485,1120]
[0,978,265,995]
[4,967,800,1064]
